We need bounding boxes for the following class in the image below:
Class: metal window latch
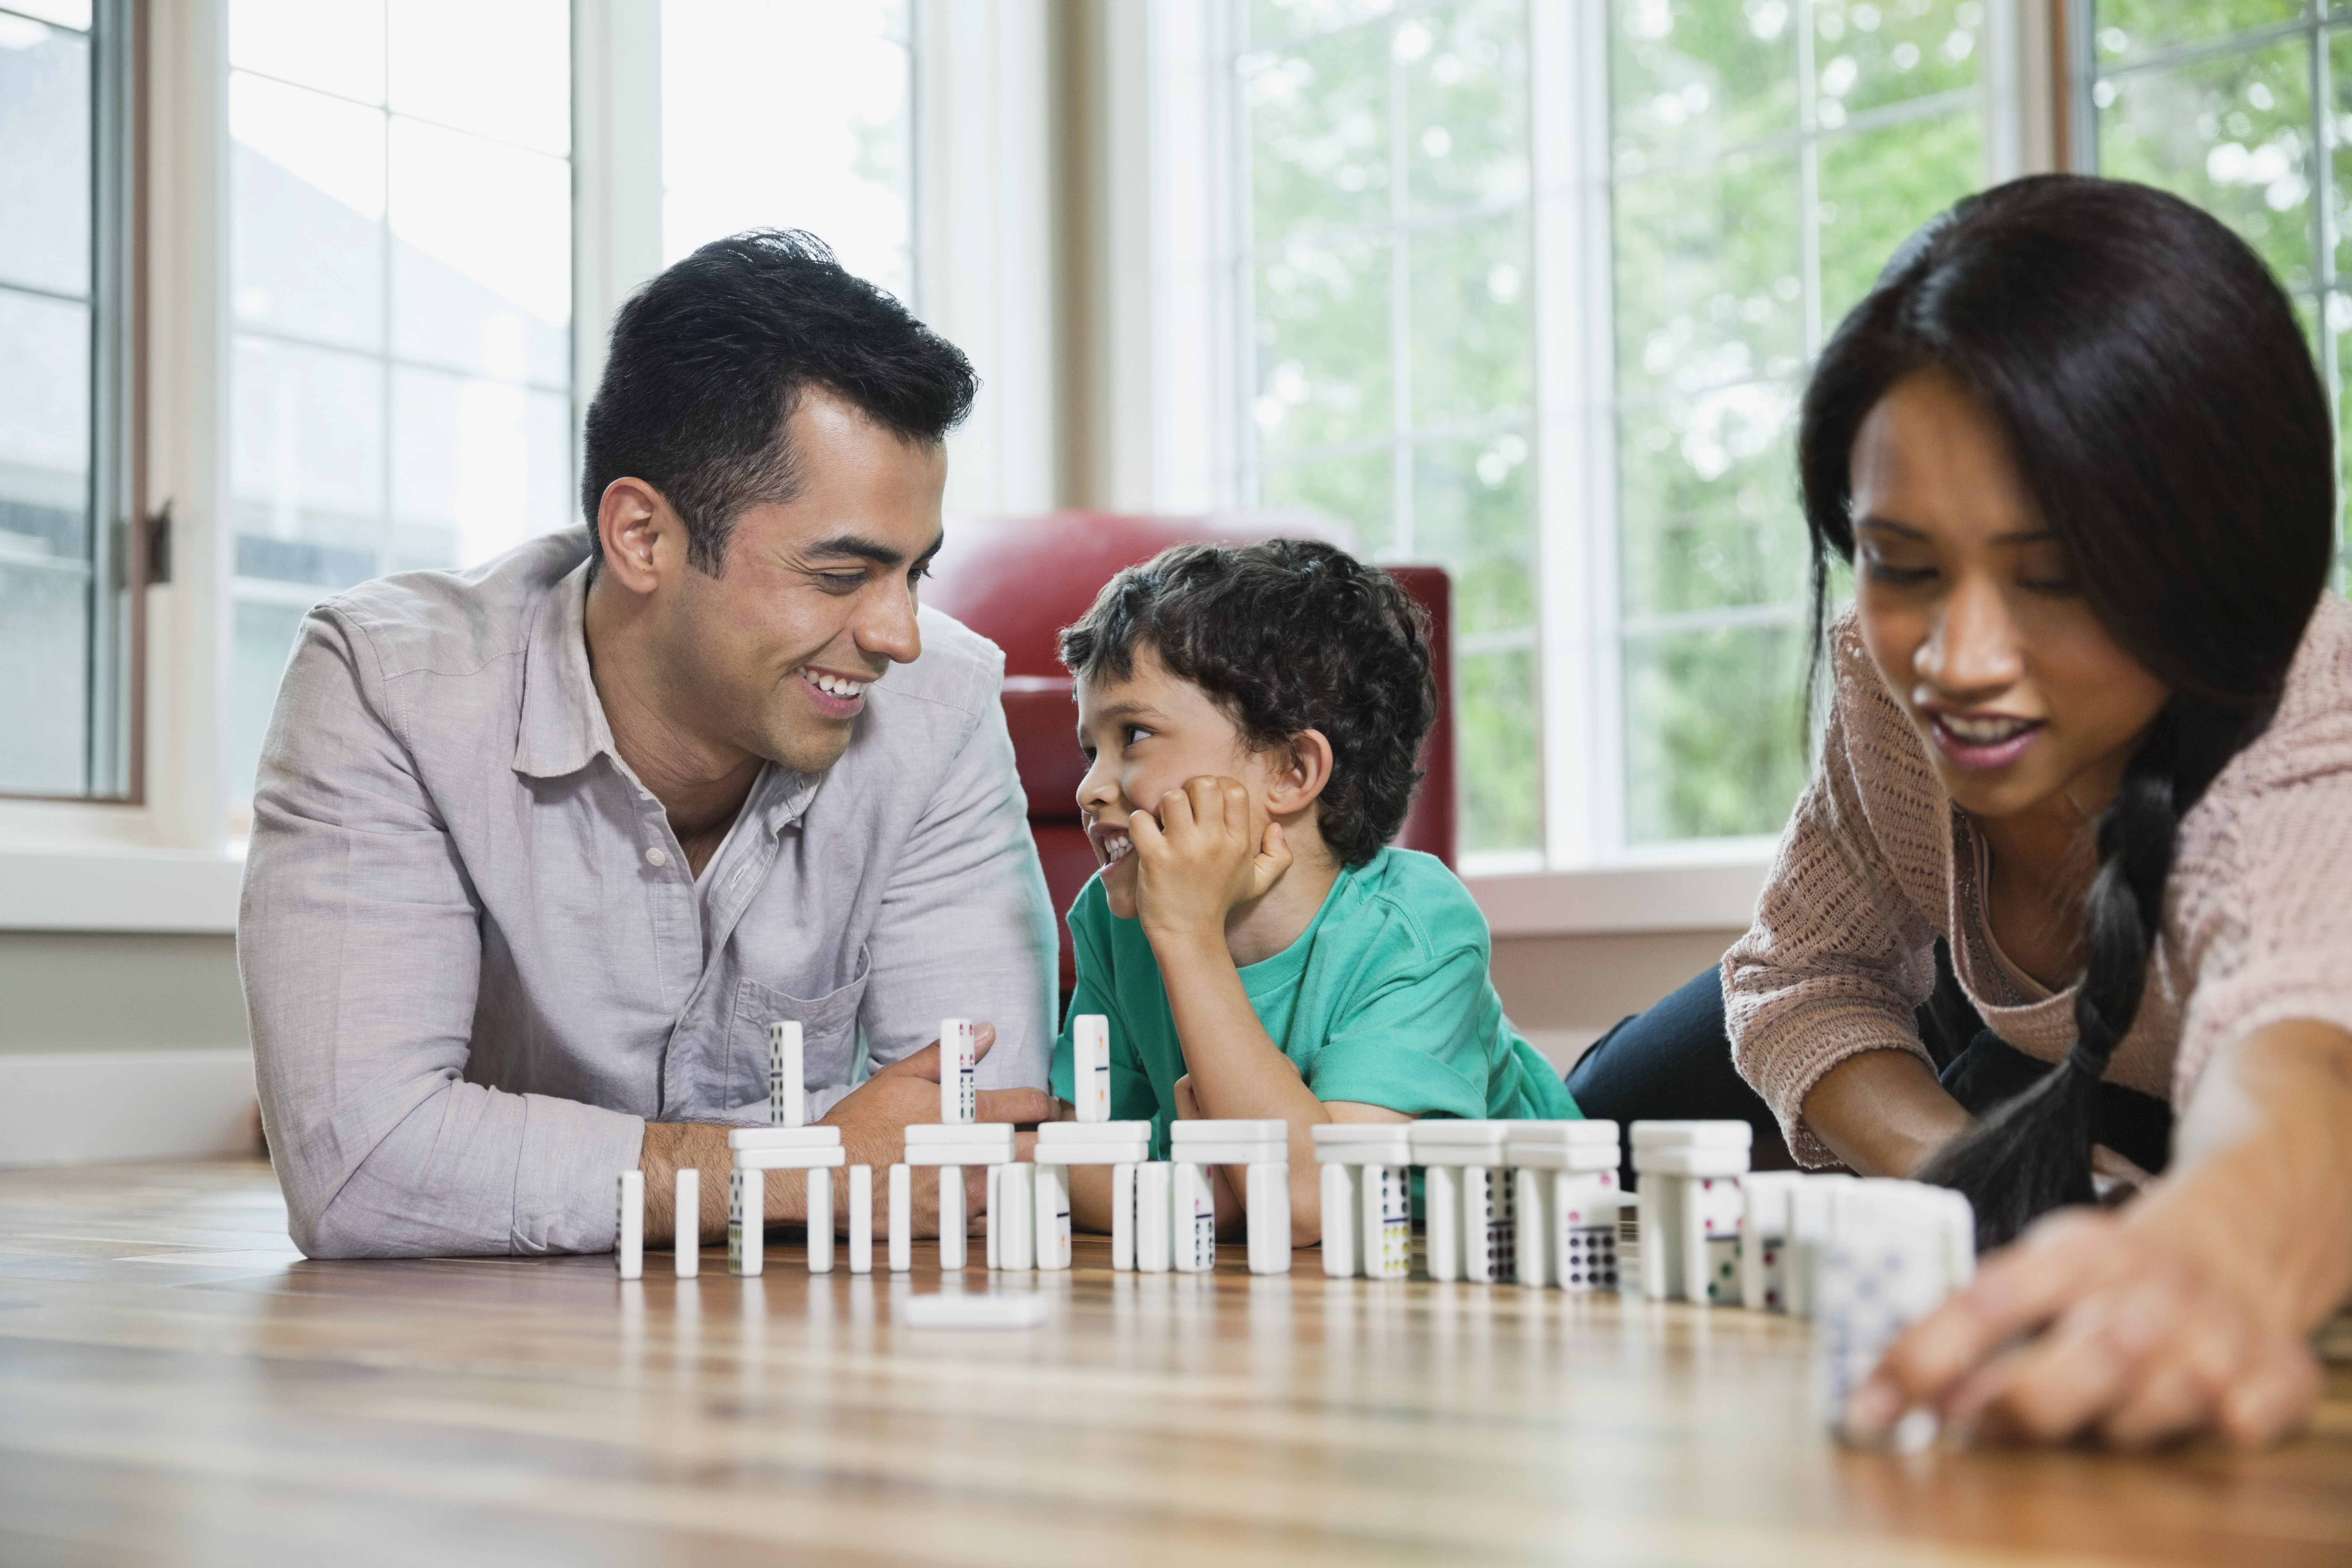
[145,499,172,585]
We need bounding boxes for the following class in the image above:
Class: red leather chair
[923,511,1455,996]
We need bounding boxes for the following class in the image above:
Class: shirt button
[645,847,668,868]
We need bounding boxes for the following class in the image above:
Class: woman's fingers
[1855,1213,2119,1430]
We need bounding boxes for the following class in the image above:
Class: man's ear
[596,477,681,596]
[1267,729,1334,816]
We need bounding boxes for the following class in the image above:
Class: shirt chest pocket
[728,951,871,1118]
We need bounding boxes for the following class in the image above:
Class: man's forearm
[640,1121,809,1243]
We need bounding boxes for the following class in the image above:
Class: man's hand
[642,1021,1052,1243]
[1846,1206,2320,1449]
[1129,776,1292,947]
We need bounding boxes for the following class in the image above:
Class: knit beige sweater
[1725,595,2352,1167]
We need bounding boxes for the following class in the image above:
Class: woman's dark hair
[1058,538,1437,867]
[1798,175,2334,1250]
[580,229,977,573]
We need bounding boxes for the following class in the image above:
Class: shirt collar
[513,556,611,780]
[512,555,826,836]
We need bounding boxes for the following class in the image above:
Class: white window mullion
[1532,0,1611,869]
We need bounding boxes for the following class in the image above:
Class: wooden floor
[1,1162,2349,1567]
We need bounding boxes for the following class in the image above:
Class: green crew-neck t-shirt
[1048,846,1578,1154]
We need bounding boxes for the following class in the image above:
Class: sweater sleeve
[2171,770,2352,1106]
[1724,637,1941,1166]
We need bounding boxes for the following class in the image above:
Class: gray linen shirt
[241,530,1057,1259]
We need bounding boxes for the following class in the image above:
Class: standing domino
[1318,1162,1358,1278]
[997,1161,1036,1270]
[1629,1120,1751,1303]
[768,1020,804,1128]
[616,1170,644,1280]
[1111,1163,1138,1270]
[940,1017,978,1124]
[1364,1164,1410,1279]
[1035,1120,1152,1270]
[888,1163,912,1273]
[728,1167,764,1276]
[1172,1162,1216,1272]
[1245,1163,1290,1274]
[807,1166,834,1274]
[674,1168,700,1278]
[1035,1162,1072,1270]
[1072,1014,1111,1123]
[848,1164,873,1273]
[938,1167,966,1269]
[1424,1166,1459,1282]
[1136,1162,1172,1272]
[1309,1123,1412,1279]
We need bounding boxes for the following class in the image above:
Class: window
[660,0,912,294]
[1237,1,1540,861]
[224,0,574,819]
[2085,1,2352,553]
[0,0,133,800]
[1609,0,1988,844]
[1232,0,2001,866]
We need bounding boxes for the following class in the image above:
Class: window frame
[0,0,150,808]
[0,0,1051,937]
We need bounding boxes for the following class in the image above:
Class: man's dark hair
[579,229,978,572]
[1058,539,1437,867]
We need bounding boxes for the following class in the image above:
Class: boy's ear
[1267,729,1334,816]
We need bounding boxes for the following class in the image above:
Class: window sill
[1466,849,1772,938]
[0,847,244,934]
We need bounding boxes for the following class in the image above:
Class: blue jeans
[1564,954,2172,1180]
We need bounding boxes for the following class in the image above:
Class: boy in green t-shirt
[1044,538,1577,1244]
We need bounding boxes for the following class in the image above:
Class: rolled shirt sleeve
[242,608,645,1259]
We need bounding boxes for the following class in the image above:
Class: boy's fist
[1129,775,1292,943]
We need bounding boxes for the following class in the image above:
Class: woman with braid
[1576,176,2352,1448]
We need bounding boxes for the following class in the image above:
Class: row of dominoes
[1311,1120,1623,1287]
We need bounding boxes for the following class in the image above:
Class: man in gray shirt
[241,232,1058,1258]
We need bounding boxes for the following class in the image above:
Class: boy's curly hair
[1057,538,1438,867]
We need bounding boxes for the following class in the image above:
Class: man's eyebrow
[803,529,946,568]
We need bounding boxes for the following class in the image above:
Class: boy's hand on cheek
[1129,775,1293,948]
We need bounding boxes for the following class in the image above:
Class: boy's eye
[1123,724,1150,746]
[1079,745,1096,764]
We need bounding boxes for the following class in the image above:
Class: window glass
[2089,4,2352,559]
[1239,0,1540,860]
[660,0,912,298]
[1609,0,1983,844]
[226,1,574,818]
[0,2,117,798]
